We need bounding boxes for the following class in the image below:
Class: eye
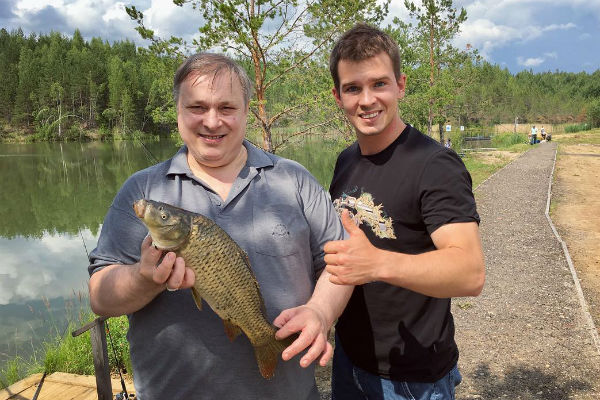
[344,86,359,93]
[374,81,386,88]
[161,213,167,220]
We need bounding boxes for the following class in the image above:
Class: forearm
[375,246,485,298]
[306,270,354,328]
[89,263,164,317]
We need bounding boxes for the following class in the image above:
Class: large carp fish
[133,198,296,379]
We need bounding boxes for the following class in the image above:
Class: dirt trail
[552,144,600,331]
[454,142,600,399]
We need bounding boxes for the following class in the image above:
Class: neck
[187,145,248,201]
[358,119,407,156]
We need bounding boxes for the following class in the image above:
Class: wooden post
[72,316,112,399]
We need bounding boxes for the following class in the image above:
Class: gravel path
[454,142,600,399]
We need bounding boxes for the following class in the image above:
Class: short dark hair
[173,52,253,106]
[329,23,401,92]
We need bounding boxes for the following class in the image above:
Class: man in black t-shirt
[324,24,485,400]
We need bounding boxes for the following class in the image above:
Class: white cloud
[455,18,521,59]
[13,0,63,16]
[0,230,96,305]
[517,56,545,67]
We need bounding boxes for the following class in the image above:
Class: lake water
[0,136,345,368]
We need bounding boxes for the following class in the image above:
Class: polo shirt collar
[166,140,273,177]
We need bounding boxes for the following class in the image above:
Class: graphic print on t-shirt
[332,191,396,239]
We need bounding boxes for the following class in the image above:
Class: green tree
[126,0,389,152]
[588,99,600,128]
[403,0,467,141]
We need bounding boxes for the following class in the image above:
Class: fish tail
[254,333,298,379]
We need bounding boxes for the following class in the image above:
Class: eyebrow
[341,76,391,88]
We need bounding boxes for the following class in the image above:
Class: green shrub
[587,99,600,128]
[564,123,591,133]
[491,132,527,148]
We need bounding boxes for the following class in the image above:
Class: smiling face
[177,71,249,170]
[332,52,406,154]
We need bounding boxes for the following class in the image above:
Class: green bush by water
[491,132,528,148]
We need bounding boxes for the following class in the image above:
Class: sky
[1,0,599,74]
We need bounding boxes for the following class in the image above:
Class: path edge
[545,145,600,356]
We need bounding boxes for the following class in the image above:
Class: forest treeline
[1,3,599,150]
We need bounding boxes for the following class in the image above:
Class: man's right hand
[138,235,195,292]
[89,236,195,316]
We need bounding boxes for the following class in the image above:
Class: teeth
[201,134,224,139]
[361,112,378,119]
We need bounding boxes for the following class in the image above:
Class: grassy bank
[0,313,130,390]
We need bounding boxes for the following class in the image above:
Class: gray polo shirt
[88,140,343,400]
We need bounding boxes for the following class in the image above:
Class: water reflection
[0,136,346,366]
[0,139,178,365]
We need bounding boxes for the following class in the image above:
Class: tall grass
[564,123,591,133]
[491,132,528,148]
[0,295,131,390]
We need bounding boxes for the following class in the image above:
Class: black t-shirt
[329,125,480,382]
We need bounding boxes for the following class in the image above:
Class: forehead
[337,52,396,84]
[180,71,244,103]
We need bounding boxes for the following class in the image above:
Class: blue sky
[1,0,599,74]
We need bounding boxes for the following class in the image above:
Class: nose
[358,88,375,107]
[202,108,221,131]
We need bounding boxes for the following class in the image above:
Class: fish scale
[133,199,296,379]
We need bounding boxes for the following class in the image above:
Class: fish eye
[161,213,167,220]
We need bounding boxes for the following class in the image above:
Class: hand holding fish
[273,304,332,368]
[324,210,384,285]
[138,235,196,292]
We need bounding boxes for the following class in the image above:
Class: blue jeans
[331,336,462,400]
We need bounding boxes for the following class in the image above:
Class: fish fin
[253,331,299,379]
[190,287,203,311]
[223,320,242,342]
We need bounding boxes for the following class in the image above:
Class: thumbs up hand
[324,209,384,285]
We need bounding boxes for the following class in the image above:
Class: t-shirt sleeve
[298,170,344,276]
[419,149,480,235]
[87,173,149,276]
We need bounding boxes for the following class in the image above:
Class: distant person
[325,23,485,400]
[88,52,353,399]
[445,138,452,148]
[530,125,537,145]
[540,126,546,140]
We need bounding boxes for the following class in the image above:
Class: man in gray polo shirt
[88,53,352,399]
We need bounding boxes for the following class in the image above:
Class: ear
[332,87,343,108]
[396,74,407,100]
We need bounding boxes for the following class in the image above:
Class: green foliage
[564,123,591,133]
[492,132,528,148]
[0,314,132,390]
[2,29,176,141]
[0,357,33,389]
[587,99,600,128]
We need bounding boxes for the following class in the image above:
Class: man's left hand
[273,305,332,368]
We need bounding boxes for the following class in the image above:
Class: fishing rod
[77,227,132,399]
[106,321,130,400]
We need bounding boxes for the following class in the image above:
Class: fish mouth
[133,199,147,218]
